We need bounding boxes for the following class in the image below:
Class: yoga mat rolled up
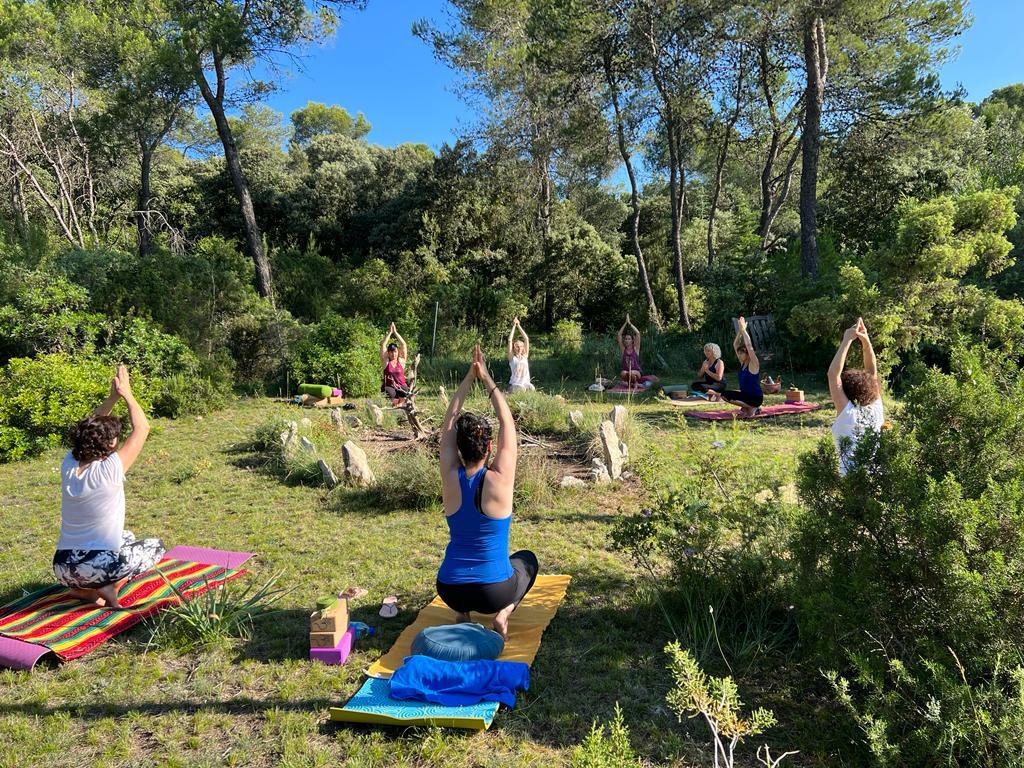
[298,383,333,398]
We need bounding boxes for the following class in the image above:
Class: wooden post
[431,301,439,357]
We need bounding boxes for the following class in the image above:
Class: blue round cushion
[411,622,505,662]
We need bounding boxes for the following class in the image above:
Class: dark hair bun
[70,415,122,463]
[455,412,492,463]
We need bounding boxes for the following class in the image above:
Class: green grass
[0,368,864,767]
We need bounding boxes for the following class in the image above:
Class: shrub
[223,298,300,386]
[290,313,382,397]
[506,390,568,436]
[551,319,583,357]
[570,704,641,768]
[0,354,154,462]
[371,446,440,510]
[100,317,199,379]
[153,373,227,419]
[792,347,1024,763]
[0,270,104,360]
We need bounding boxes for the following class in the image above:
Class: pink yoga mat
[684,402,822,421]
[164,545,254,570]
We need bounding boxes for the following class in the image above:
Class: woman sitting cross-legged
[54,366,164,608]
[507,316,535,393]
[828,317,884,476]
[691,343,726,395]
[380,322,411,405]
[617,314,643,386]
[709,316,764,418]
[437,345,539,640]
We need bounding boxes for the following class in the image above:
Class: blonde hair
[704,342,722,360]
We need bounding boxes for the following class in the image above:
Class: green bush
[0,354,154,462]
[153,373,227,419]
[0,270,104,360]
[792,347,1024,763]
[290,313,382,397]
[551,319,583,357]
[570,704,641,768]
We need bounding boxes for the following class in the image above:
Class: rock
[753,488,774,504]
[568,410,584,429]
[618,440,629,460]
[300,417,312,429]
[342,441,375,487]
[608,405,627,434]
[560,475,586,489]
[318,459,339,489]
[367,402,385,427]
[590,457,611,484]
[330,408,344,430]
[281,423,299,453]
[438,385,449,408]
[555,395,567,405]
[599,420,625,480]
[621,470,635,481]
[299,436,316,454]
[345,414,363,429]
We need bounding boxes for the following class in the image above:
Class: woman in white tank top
[507,317,535,392]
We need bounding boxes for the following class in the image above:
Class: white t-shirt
[509,354,532,388]
[831,400,884,477]
[58,451,125,551]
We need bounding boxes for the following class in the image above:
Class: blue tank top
[738,365,761,395]
[437,467,514,585]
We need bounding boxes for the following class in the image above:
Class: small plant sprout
[665,641,794,768]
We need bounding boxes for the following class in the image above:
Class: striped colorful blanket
[0,558,244,660]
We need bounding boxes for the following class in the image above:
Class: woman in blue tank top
[437,345,539,639]
[711,316,764,418]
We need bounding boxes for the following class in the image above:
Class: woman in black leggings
[710,316,764,418]
[436,345,539,639]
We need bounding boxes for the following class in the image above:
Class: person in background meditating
[691,343,726,395]
[54,366,164,608]
[507,316,534,392]
[828,317,884,476]
[437,345,539,640]
[709,316,763,418]
[617,314,643,386]
[380,322,410,404]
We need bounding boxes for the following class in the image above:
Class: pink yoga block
[310,627,355,665]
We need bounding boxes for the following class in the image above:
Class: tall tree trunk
[537,161,554,329]
[707,54,746,267]
[8,156,28,241]
[756,40,802,250]
[136,140,154,258]
[195,55,274,303]
[666,121,691,330]
[603,48,661,329]
[799,15,827,278]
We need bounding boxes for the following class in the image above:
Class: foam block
[310,627,354,665]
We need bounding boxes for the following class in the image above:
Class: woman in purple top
[617,314,642,386]
[380,322,410,404]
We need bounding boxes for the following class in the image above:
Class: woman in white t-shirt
[507,317,534,392]
[53,366,164,608]
[828,318,884,476]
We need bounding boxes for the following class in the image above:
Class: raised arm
[737,316,759,374]
[476,347,517,480]
[440,364,476,478]
[828,323,859,414]
[392,324,408,363]
[113,367,149,473]
[507,321,515,360]
[517,320,530,357]
[617,318,627,353]
[628,318,641,353]
[856,318,877,381]
[379,327,393,366]
[91,377,120,418]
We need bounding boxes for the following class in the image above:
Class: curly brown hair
[70,415,122,463]
[841,369,880,406]
[456,412,492,463]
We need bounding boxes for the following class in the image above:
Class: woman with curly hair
[436,345,538,639]
[54,366,164,607]
[828,318,884,476]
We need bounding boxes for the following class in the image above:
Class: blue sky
[256,0,1024,151]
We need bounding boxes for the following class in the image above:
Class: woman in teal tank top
[437,345,539,639]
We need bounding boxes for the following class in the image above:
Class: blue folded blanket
[389,655,530,708]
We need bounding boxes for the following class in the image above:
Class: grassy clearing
[0,366,858,767]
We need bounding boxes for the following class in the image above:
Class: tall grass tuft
[147,571,292,651]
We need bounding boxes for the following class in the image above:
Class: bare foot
[739,406,756,419]
[454,611,471,623]
[493,603,515,641]
[97,582,122,609]
[68,587,103,606]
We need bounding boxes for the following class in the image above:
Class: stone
[608,405,627,434]
[618,441,629,460]
[299,436,316,454]
[753,489,774,504]
[590,457,611,484]
[599,420,625,480]
[318,459,339,489]
[300,417,312,429]
[438,385,450,409]
[560,475,586,489]
[368,402,385,427]
[342,440,375,487]
[281,423,299,453]
[568,410,584,429]
[555,395,567,405]
[330,409,344,430]
[345,414,363,429]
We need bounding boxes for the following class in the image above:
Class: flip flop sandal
[340,586,368,601]
[379,595,399,618]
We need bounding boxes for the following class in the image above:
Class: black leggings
[436,550,539,614]
[692,380,726,394]
[383,385,410,400]
[720,389,764,407]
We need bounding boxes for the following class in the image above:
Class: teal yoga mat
[329,677,500,730]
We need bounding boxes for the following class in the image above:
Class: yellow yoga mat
[365,574,572,679]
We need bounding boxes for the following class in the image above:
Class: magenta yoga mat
[0,636,54,671]
[164,545,254,570]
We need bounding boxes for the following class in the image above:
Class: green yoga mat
[298,383,333,398]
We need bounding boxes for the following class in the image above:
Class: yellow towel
[365,575,571,679]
